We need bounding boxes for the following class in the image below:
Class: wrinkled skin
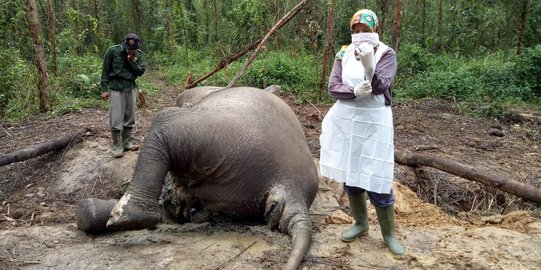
[77,86,319,270]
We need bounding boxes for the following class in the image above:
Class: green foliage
[516,45,541,98]
[396,44,435,75]
[395,48,541,118]
[0,48,37,119]
[241,51,324,102]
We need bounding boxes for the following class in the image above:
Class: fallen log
[395,150,541,204]
[0,131,84,166]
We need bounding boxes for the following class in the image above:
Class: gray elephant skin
[76,86,319,270]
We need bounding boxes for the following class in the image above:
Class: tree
[320,0,335,94]
[27,0,49,112]
[378,0,390,42]
[47,0,57,76]
[390,0,402,52]
[517,0,528,55]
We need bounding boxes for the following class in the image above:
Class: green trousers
[109,88,137,131]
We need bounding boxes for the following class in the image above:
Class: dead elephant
[76,86,319,270]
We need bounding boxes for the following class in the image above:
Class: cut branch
[395,150,541,203]
[0,131,84,166]
[185,38,263,89]
[226,0,314,88]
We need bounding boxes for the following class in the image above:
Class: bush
[397,43,435,75]
[0,48,37,119]
[396,50,536,105]
[516,45,541,99]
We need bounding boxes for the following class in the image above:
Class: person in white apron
[319,9,405,255]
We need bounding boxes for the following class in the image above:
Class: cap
[350,9,378,32]
[123,33,141,50]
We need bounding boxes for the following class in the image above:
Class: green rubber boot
[110,130,124,158]
[341,192,369,242]
[375,204,406,255]
[122,128,139,151]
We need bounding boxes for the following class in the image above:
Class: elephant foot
[76,198,118,234]
[106,193,161,230]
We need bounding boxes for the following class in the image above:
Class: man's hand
[101,92,110,102]
[127,52,138,62]
[353,80,372,98]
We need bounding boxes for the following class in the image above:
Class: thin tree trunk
[227,0,314,88]
[378,0,390,42]
[320,0,335,94]
[274,0,282,49]
[27,0,49,112]
[163,0,175,56]
[420,0,426,46]
[211,0,218,43]
[0,132,83,166]
[390,0,401,52]
[436,0,442,52]
[395,151,541,204]
[131,0,142,34]
[47,0,57,76]
[516,0,528,55]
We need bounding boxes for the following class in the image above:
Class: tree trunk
[420,0,426,46]
[436,0,442,52]
[395,151,541,204]
[46,0,57,76]
[274,0,282,49]
[227,0,314,88]
[319,0,335,94]
[378,0,390,42]
[163,0,175,56]
[390,0,402,52]
[27,0,49,113]
[131,0,142,34]
[516,0,528,56]
[0,132,84,166]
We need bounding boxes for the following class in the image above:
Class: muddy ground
[1,74,540,270]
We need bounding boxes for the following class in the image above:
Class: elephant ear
[263,85,281,97]
[264,186,286,231]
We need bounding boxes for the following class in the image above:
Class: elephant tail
[285,210,312,270]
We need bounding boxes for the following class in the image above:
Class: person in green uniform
[100,33,146,157]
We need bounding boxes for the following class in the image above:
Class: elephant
[76,86,319,270]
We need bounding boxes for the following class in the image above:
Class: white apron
[320,42,394,194]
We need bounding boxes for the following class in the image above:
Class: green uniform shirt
[100,44,146,92]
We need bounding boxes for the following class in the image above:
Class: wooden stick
[395,150,541,203]
[210,241,257,270]
[0,131,84,166]
[226,0,314,88]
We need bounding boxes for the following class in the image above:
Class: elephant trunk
[106,131,172,230]
[285,212,312,270]
[76,198,118,233]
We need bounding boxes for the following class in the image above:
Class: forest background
[1,0,540,122]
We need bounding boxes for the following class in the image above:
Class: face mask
[351,32,379,47]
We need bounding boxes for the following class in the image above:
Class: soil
[1,73,540,270]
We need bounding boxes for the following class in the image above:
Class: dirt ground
[1,74,540,270]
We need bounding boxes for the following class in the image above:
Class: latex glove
[356,43,375,81]
[353,80,372,98]
[101,92,110,102]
